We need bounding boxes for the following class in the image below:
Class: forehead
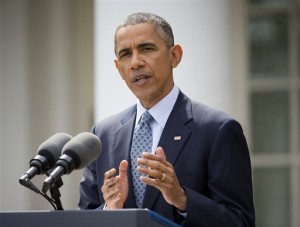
[115,23,162,48]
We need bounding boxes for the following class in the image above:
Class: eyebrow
[138,42,157,49]
[117,48,130,58]
[117,42,157,57]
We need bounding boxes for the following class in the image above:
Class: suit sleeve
[183,119,255,227]
[77,125,104,210]
[77,160,104,210]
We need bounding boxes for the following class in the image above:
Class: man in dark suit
[78,12,255,226]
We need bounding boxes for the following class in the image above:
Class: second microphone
[42,132,102,193]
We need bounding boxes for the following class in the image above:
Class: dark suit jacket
[78,91,255,227]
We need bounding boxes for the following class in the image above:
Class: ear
[114,59,118,68]
[170,44,183,68]
[114,59,125,80]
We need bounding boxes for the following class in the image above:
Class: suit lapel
[143,92,193,209]
[112,106,137,208]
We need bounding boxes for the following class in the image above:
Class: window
[247,0,300,226]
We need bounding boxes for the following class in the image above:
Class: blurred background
[0,0,299,226]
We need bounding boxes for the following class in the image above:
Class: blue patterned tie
[130,111,153,208]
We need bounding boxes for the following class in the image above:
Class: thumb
[155,147,166,160]
[119,160,128,178]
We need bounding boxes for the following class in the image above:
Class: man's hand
[101,160,129,209]
[137,147,187,211]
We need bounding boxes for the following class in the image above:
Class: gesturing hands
[101,160,128,209]
[101,147,186,211]
[138,147,187,211]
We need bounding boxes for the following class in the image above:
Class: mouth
[132,74,151,83]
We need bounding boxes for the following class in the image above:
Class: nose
[130,52,144,69]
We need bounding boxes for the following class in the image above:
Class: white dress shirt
[135,85,179,153]
[104,85,184,214]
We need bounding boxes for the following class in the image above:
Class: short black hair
[114,12,174,52]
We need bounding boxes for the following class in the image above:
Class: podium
[0,209,181,227]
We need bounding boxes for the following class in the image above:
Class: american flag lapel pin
[174,135,181,141]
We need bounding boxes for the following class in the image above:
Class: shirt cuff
[177,209,187,217]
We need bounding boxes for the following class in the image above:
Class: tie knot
[140,111,153,125]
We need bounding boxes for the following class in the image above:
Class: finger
[140,175,158,185]
[137,157,164,171]
[137,165,166,181]
[138,153,173,170]
[140,152,166,165]
[102,168,118,193]
[140,147,169,166]
[102,176,118,192]
[104,168,117,180]
[102,183,119,201]
[140,175,168,187]
[155,147,166,160]
[119,160,128,178]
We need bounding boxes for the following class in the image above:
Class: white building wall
[0,0,241,212]
[0,0,31,210]
[0,0,94,211]
[95,0,234,122]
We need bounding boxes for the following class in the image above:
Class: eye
[142,46,154,52]
[139,43,157,53]
[118,51,131,60]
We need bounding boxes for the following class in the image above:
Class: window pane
[251,91,289,154]
[248,0,291,5]
[249,14,288,79]
[253,167,290,227]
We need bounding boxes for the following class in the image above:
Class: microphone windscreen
[62,132,102,169]
[37,133,72,167]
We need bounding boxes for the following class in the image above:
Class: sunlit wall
[94,0,237,123]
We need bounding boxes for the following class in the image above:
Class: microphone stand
[19,177,59,210]
[47,175,64,210]
[19,169,64,210]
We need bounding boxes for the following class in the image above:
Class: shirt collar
[136,85,179,128]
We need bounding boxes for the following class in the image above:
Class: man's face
[114,23,182,109]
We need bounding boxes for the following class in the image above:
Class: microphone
[19,133,72,189]
[42,132,102,193]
